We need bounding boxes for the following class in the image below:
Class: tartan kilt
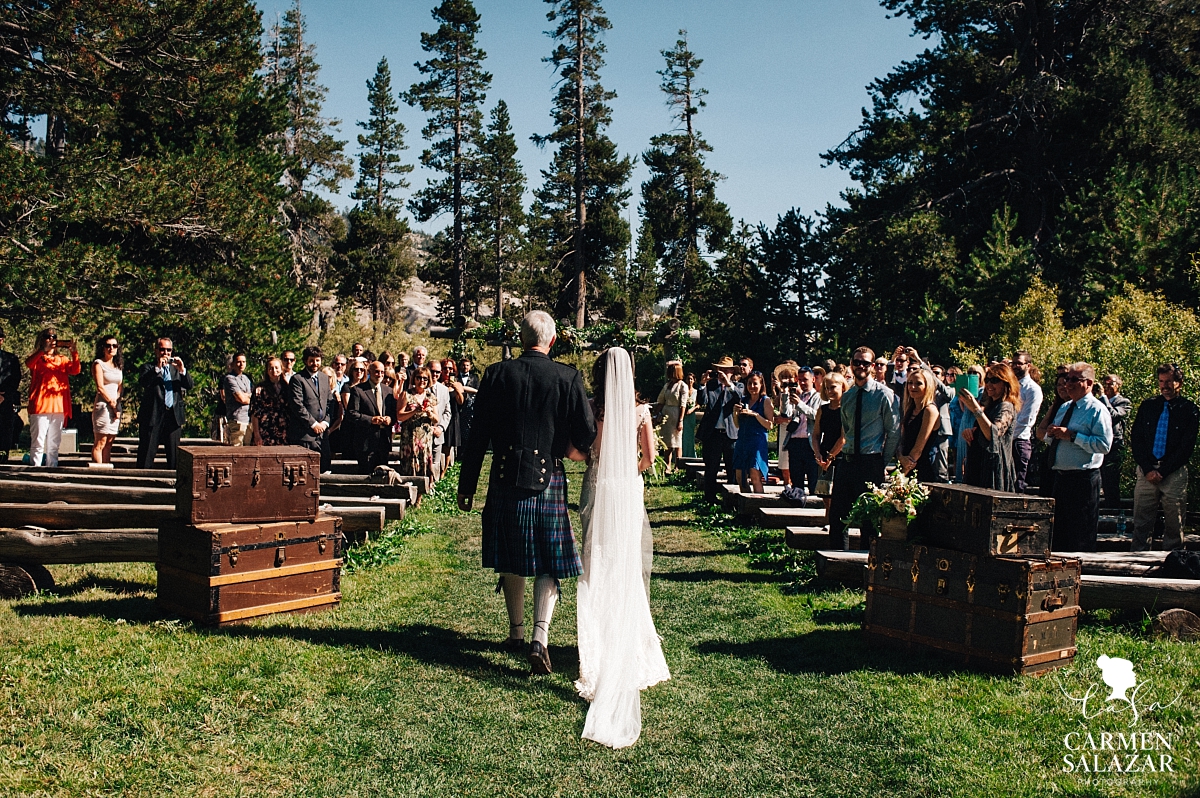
[481,468,581,578]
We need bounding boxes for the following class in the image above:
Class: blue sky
[254,0,926,236]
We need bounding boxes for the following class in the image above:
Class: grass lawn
[1,458,1198,797]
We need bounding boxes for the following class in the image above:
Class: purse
[815,463,835,497]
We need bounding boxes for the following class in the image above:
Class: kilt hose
[482,468,582,578]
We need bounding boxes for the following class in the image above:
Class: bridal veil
[575,347,670,749]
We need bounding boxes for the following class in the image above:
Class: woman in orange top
[26,328,81,466]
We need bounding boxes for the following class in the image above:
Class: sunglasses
[283,357,296,362]
[1065,376,1087,384]
[851,359,873,368]
[984,377,1003,385]
[105,342,119,349]
[158,347,173,353]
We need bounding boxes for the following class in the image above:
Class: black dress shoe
[528,641,552,675]
[503,637,526,653]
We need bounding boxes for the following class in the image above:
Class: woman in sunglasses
[25,328,81,466]
[250,357,290,446]
[395,366,439,478]
[90,336,124,463]
[959,363,1022,491]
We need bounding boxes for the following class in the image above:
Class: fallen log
[323,473,430,495]
[815,549,870,586]
[0,481,174,506]
[0,562,54,598]
[1078,575,1200,615]
[320,496,405,521]
[0,463,173,479]
[0,471,176,489]
[320,483,417,505]
[0,503,176,530]
[0,529,157,563]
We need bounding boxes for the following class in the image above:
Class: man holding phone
[136,337,193,469]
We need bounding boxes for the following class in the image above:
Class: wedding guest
[250,358,289,446]
[456,356,480,448]
[332,354,350,395]
[950,364,986,481]
[959,363,1021,491]
[811,365,826,394]
[341,360,367,410]
[440,358,463,471]
[135,337,192,469]
[780,367,821,495]
[697,357,742,504]
[396,366,439,478]
[25,329,81,467]
[811,372,846,523]
[90,336,124,464]
[428,358,452,477]
[1099,373,1132,509]
[1130,364,1199,551]
[898,367,941,483]
[1039,362,1112,551]
[682,371,699,458]
[221,354,252,446]
[280,351,297,383]
[351,343,366,360]
[732,371,773,493]
[1011,351,1043,492]
[829,347,899,549]
[1035,366,1071,496]
[346,360,397,474]
[656,360,689,472]
[0,326,20,462]
[287,346,339,472]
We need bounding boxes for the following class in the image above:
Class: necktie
[312,373,324,421]
[163,366,174,409]
[375,384,383,416]
[1048,401,1076,468]
[854,385,864,455]
[1153,402,1170,460]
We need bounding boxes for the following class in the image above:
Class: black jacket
[0,349,19,410]
[137,362,194,429]
[696,379,743,441]
[459,350,595,496]
[1130,394,1199,478]
[346,381,397,456]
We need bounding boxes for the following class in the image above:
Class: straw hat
[773,360,800,384]
[712,356,735,369]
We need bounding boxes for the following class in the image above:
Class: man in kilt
[458,310,596,674]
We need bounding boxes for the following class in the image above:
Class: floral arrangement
[842,469,930,533]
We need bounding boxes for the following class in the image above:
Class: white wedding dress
[575,347,670,749]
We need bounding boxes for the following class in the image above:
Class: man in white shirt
[1011,350,1043,493]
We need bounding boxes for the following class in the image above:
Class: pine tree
[402,0,491,325]
[470,100,527,319]
[351,57,413,211]
[625,220,660,326]
[532,0,632,327]
[640,31,731,318]
[264,0,353,297]
[337,57,415,325]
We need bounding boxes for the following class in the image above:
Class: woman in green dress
[682,371,699,458]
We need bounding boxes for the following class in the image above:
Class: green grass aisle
[1,459,1198,797]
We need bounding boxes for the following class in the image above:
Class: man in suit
[696,357,743,505]
[288,345,339,473]
[136,337,194,469]
[346,360,396,475]
[0,325,21,461]
[457,310,596,676]
[1130,363,1199,551]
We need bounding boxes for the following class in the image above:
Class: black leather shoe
[528,641,552,675]
[503,637,526,653]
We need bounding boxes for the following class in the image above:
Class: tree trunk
[573,7,587,329]
[453,47,465,325]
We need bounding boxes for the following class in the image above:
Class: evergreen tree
[532,0,632,327]
[625,221,660,326]
[264,0,353,297]
[402,0,491,325]
[470,100,527,319]
[351,57,413,211]
[640,31,731,317]
[337,57,415,325]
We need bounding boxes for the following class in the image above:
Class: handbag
[815,463,835,497]
[209,414,227,444]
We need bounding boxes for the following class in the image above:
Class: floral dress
[250,381,289,446]
[396,389,437,478]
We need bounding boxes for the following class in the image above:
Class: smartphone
[57,339,74,348]
[954,374,980,394]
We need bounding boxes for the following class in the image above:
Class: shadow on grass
[812,607,864,625]
[647,504,695,514]
[653,569,788,584]
[221,622,582,701]
[655,548,740,558]
[648,519,696,528]
[13,594,160,623]
[695,627,959,677]
[53,576,153,597]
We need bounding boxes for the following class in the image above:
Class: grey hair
[520,310,556,349]
[1067,362,1096,381]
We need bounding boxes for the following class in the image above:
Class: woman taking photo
[655,360,689,472]
[898,368,941,482]
[681,371,699,458]
[26,328,81,467]
[90,336,123,464]
[396,366,439,478]
[731,371,774,493]
[250,357,289,446]
[960,363,1022,491]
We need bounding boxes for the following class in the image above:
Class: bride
[570,347,670,749]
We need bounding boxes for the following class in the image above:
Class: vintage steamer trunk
[915,483,1054,557]
[863,539,1080,675]
[176,446,320,524]
[157,515,342,625]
